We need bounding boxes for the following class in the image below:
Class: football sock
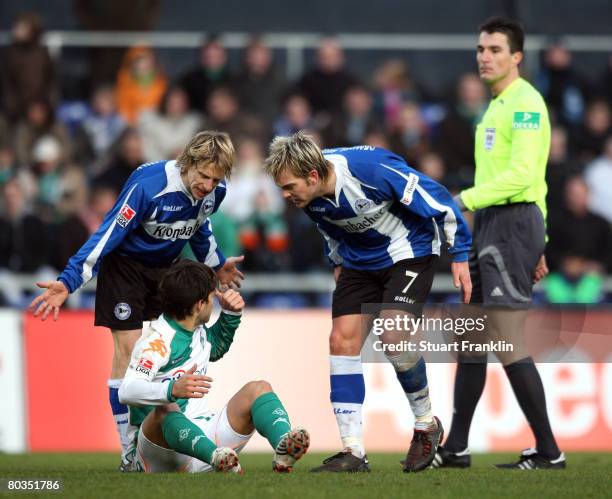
[391,356,434,429]
[444,354,487,453]
[251,392,291,449]
[330,355,365,457]
[161,411,217,464]
[108,379,130,456]
[504,357,561,459]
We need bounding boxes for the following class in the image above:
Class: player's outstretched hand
[533,254,549,283]
[451,261,472,304]
[172,364,213,399]
[217,255,245,290]
[215,289,245,314]
[29,280,69,321]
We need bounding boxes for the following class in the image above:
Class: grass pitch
[1,452,610,498]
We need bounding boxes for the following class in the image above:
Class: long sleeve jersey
[58,160,226,293]
[119,311,241,426]
[306,146,472,269]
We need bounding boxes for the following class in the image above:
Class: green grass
[1,452,611,498]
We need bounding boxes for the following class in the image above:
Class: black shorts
[332,255,438,318]
[470,203,545,308]
[94,252,171,330]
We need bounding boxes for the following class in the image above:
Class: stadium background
[0,0,611,456]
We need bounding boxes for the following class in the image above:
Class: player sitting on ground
[118,260,309,473]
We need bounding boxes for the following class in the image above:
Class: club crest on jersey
[354,198,372,214]
[114,302,131,320]
[116,203,136,228]
[202,198,215,215]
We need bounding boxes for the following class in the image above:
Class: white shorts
[135,405,253,473]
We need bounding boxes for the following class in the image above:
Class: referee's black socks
[504,357,561,459]
[444,354,488,453]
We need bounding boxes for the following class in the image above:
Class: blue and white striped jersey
[306,146,472,270]
[58,160,226,293]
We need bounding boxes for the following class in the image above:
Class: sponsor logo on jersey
[162,205,183,212]
[484,128,496,151]
[114,302,131,320]
[354,198,372,214]
[143,338,168,357]
[146,220,202,240]
[309,205,326,213]
[116,203,136,228]
[330,206,387,233]
[513,111,540,130]
[401,173,419,205]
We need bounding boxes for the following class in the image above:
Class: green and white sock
[251,392,291,449]
[161,411,217,464]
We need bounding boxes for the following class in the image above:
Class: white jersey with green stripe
[119,311,241,426]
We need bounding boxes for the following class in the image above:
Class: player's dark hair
[479,16,524,53]
[159,260,217,320]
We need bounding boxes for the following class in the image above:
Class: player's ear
[307,169,319,185]
[512,50,523,67]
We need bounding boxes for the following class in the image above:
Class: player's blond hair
[264,131,331,182]
[177,131,235,179]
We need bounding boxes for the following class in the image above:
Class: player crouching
[118,260,309,473]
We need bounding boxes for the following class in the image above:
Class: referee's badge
[484,128,496,151]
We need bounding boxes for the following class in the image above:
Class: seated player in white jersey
[118,260,309,473]
[264,132,472,472]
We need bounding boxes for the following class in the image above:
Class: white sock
[108,379,131,458]
[330,355,365,458]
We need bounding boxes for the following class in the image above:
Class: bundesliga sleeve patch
[116,203,136,228]
[512,111,540,130]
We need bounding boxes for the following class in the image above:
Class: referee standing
[434,17,565,470]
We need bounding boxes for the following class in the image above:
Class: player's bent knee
[153,403,180,422]
[329,328,360,355]
[244,380,273,398]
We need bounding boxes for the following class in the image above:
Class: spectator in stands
[221,137,287,271]
[0,145,16,186]
[546,126,582,216]
[53,185,116,270]
[388,101,430,166]
[571,98,612,161]
[179,35,236,113]
[545,176,611,303]
[297,37,357,117]
[0,177,54,306]
[139,86,202,162]
[584,135,612,224]
[94,128,145,195]
[373,59,422,131]
[1,12,56,122]
[273,93,315,138]
[14,99,71,167]
[417,151,446,184]
[205,87,267,145]
[323,84,380,146]
[235,36,286,126]
[536,40,587,126]
[73,85,126,169]
[116,46,167,125]
[363,130,391,149]
[434,73,486,190]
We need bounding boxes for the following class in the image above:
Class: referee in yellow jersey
[433,17,565,470]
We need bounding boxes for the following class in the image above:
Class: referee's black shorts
[469,203,545,308]
[94,252,171,331]
[332,255,438,318]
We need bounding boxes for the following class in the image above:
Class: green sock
[161,411,217,464]
[251,392,291,449]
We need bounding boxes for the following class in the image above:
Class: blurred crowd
[1,12,611,306]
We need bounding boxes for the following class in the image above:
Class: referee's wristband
[167,379,177,402]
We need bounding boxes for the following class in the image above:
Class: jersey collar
[162,314,195,336]
[494,76,523,102]
[316,154,348,208]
